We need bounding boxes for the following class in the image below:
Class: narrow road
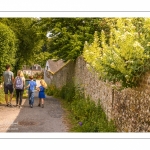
[0,91,69,132]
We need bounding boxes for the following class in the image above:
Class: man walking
[3,64,14,107]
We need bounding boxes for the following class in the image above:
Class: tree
[0,22,17,82]
[41,18,106,61]
[0,18,47,74]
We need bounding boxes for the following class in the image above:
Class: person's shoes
[38,104,41,107]
[41,104,44,108]
[19,105,22,109]
[6,103,9,107]
[30,105,33,108]
[9,103,13,107]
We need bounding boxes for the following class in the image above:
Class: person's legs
[19,90,24,107]
[9,93,13,105]
[4,84,9,106]
[28,90,31,105]
[16,89,19,106]
[8,84,14,106]
[30,92,34,108]
[38,98,41,106]
[5,94,9,106]
[41,98,44,108]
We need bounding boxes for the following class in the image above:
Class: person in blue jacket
[37,79,47,108]
[26,75,37,108]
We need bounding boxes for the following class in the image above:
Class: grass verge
[46,82,117,132]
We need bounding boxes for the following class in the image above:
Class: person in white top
[14,70,25,108]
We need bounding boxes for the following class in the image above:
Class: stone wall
[74,56,113,120]
[113,75,150,132]
[46,56,150,132]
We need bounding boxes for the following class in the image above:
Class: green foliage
[45,84,60,97]
[34,51,51,68]
[41,18,107,61]
[0,87,5,104]
[83,18,150,88]
[23,89,28,98]
[24,74,29,79]
[0,22,17,81]
[33,71,44,79]
[70,98,116,132]
[46,83,117,132]
[59,82,76,102]
[0,18,47,74]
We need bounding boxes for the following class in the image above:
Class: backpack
[15,77,23,89]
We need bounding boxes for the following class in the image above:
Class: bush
[69,98,116,132]
[33,71,44,79]
[83,18,150,88]
[45,84,60,96]
[59,82,75,102]
[46,82,117,132]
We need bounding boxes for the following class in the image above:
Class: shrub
[46,82,117,132]
[83,18,150,88]
[45,84,60,96]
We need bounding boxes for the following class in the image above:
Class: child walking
[37,79,47,108]
[26,76,37,108]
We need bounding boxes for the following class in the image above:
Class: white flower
[125,75,129,79]
[133,41,141,48]
[86,64,90,68]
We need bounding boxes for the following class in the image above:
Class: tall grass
[0,87,5,104]
[45,82,117,132]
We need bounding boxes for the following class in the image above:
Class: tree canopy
[41,18,107,61]
[0,22,17,79]
[0,18,48,74]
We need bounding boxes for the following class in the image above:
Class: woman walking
[14,70,25,108]
[37,79,47,108]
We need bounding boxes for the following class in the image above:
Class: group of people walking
[2,64,47,108]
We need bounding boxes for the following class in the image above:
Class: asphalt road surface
[0,90,69,132]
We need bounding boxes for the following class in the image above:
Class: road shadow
[0,91,69,132]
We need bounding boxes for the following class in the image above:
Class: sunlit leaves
[83,18,150,88]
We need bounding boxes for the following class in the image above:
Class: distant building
[45,59,65,73]
[22,64,43,76]
[44,59,65,85]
